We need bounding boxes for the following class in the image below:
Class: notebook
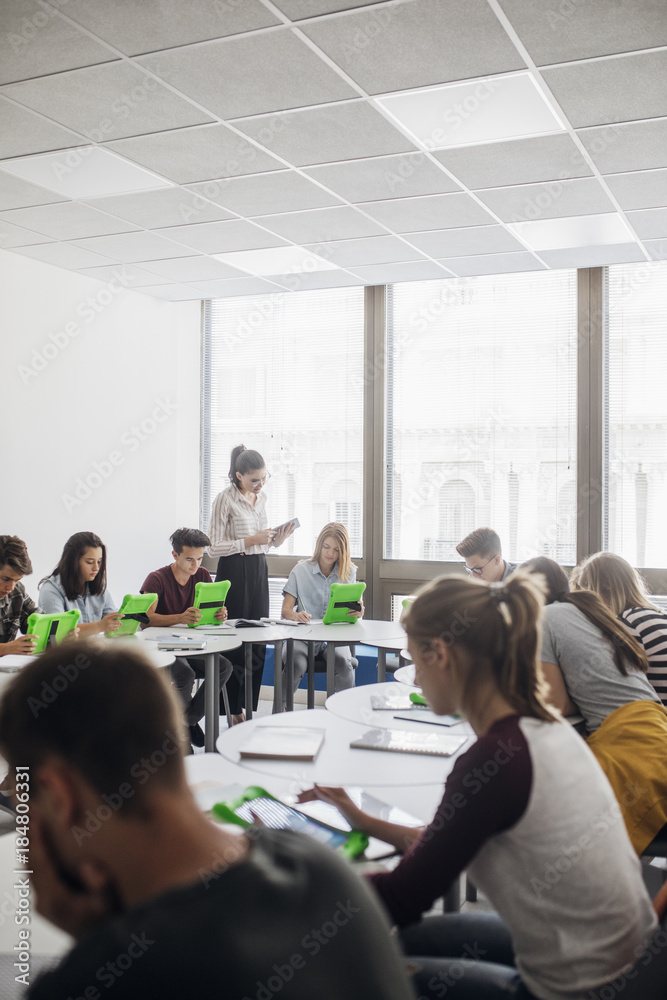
[239,726,325,761]
[370,693,419,711]
[350,728,468,758]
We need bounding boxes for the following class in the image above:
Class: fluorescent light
[508,213,636,250]
[213,246,339,276]
[0,148,172,199]
[376,72,565,150]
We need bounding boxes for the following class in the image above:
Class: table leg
[204,652,220,753]
[326,642,335,698]
[377,648,387,683]
[286,638,294,713]
[245,642,253,721]
[272,640,283,714]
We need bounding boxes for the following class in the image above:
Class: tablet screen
[234,797,347,849]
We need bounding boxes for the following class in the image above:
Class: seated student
[298,572,657,1000]
[38,531,123,637]
[0,534,40,656]
[572,550,667,706]
[455,527,516,582]
[141,527,233,748]
[522,555,667,854]
[281,523,362,700]
[0,642,415,1000]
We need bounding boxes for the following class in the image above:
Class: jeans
[399,913,538,999]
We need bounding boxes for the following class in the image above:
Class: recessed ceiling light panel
[508,213,636,250]
[376,72,566,150]
[213,246,339,276]
[0,148,172,199]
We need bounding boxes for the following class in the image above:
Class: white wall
[1,250,202,601]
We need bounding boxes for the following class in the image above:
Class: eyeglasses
[463,555,496,577]
[246,472,271,486]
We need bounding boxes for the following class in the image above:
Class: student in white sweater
[298,572,657,1000]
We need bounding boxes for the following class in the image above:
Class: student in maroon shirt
[141,527,232,749]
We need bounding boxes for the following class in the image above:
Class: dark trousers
[167,655,233,725]
[216,553,268,714]
[399,913,538,999]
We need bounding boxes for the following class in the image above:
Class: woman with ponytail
[299,572,655,999]
[209,445,294,722]
[522,555,667,855]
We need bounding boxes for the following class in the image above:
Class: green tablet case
[189,580,231,628]
[211,785,368,861]
[26,610,81,654]
[322,582,366,625]
[106,593,157,637]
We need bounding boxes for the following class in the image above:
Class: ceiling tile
[626,208,667,240]
[497,0,667,64]
[542,51,667,129]
[186,170,342,216]
[346,260,448,283]
[139,31,356,119]
[266,270,362,291]
[156,219,289,253]
[71,231,197,263]
[3,62,213,142]
[304,235,425,266]
[12,243,117,267]
[606,170,667,211]
[302,0,524,95]
[0,169,65,210]
[271,1,381,17]
[85,187,232,229]
[0,98,82,159]
[0,218,53,248]
[578,120,667,174]
[437,251,546,276]
[477,177,614,224]
[0,2,116,84]
[538,243,646,268]
[234,102,415,166]
[359,193,495,232]
[254,206,385,243]
[105,124,283,184]
[434,133,593,189]
[305,153,461,203]
[645,239,667,260]
[139,255,245,281]
[405,225,525,257]
[76,263,173,287]
[138,283,202,300]
[48,0,280,55]
[0,202,138,240]
[189,276,283,297]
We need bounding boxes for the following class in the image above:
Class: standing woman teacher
[209,445,293,723]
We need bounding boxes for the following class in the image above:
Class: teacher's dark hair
[42,531,107,601]
[229,444,266,489]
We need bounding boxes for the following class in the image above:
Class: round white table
[138,627,242,752]
[185,751,443,825]
[394,663,418,688]
[326,682,473,736]
[215,708,467,788]
[284,619,406,702]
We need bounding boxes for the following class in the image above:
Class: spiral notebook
[350,728,468,758]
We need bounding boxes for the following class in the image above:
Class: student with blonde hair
[299,572,656,999]
[572,550,667,705]
[521,555,667,854]
[281,522,362,699]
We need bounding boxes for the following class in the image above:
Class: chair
[304,644,358,708]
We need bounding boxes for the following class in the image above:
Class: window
[202,287,365,558]
[605,261,667,566]
[384,272,578,564]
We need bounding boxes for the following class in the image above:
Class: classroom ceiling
[0,0,666,301]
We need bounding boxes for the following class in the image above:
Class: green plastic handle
[409,691,427,706]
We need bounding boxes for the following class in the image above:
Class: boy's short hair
[170,528,211,554]
[456,527,502,560]
[0,535,32,575]
[0,643,187,810]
